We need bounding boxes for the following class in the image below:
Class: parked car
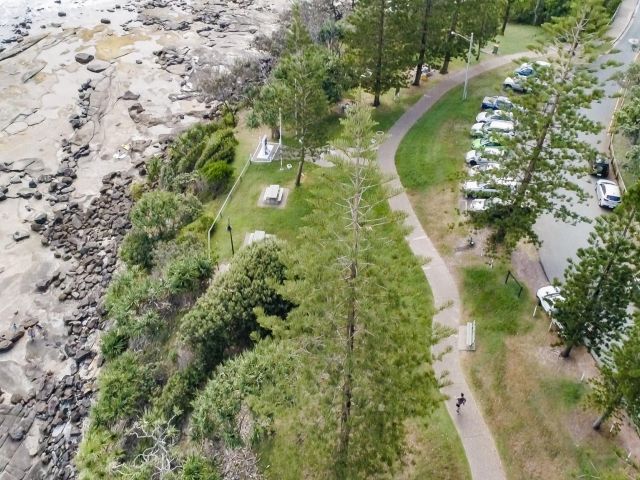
[481,95,514,110]
[595,179,622,209]
[503,76,528,93]
[467,196,504,212]
[472,136,503,150]
[475,109,513,123]
[536,285,564,318]
[591,156,610,177]
[462,178,517,198]
[503,61,551,93]
[465,148,503,166]
[467,161,501,176]
[515,60,551,77]
[470,119,515,138]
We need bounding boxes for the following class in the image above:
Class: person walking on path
[456,393,467,414]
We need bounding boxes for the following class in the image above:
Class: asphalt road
[535,3,640,282]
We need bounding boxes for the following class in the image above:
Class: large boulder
[87,60,111,73]
[75,53,94,64]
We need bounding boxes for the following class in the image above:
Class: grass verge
[462,264,636,479]
[395,63,638,478]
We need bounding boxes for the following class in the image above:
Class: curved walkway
[377,54,528,480]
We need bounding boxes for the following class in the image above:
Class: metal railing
[206,155,252,258]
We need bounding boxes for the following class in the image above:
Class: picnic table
[265,184,283,204]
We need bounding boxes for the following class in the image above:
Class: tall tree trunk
[336,156,364,474]
[337,262,356,475]
[413,0,432,86]
[295,145,305,187]
[373,0,386,106]
[560,343,573,358]
[592,411,608,430]
[501,0,512,35]
[440,1,460,74]
[476,11,487,61]
[533,0,544,25]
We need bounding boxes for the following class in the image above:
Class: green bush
[181,455,220,480]
[199,161,233,195]
[130,191,202,241]
[76,427,120,480]
[151,363,207,421]
[180,240,291,363]
[120,229,155,270]
[147,155,162,184]
[165,250,215,295]
[100,328,129,360]
[92,352,157,427]
[191,339,296,445]
[129,182,146,201]
[104,267,163,327]
[170,123,220,172]
[194,128,237,169]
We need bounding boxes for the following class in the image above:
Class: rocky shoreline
[0,0,287,477]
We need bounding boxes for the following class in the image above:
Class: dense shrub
[170,123,220,171]
[100,328,129,360]
[181,455,220,480]
[104,267,164,327]
[198,161,233,194]
[180,240,291,362]
[130,191,202,241]
[191,339,297,445]
[92,352,157,427]
[151,363,207,421]
[76,427,120,480]
[165,250,215,296]
[120,229,155,269]
[194,128,237,168]
[146,155,162,184]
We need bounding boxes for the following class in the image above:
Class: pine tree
[554,185,640,358]
[345,0,416,106]
[588,318,640,431]
[274,97,442,478]
[254,6,329,187]
[469,0,611,251]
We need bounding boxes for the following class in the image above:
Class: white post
[463,32,473,100]
[279,108,283,170]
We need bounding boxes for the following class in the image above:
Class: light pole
[451,30,474,101]
[227,218,235,255]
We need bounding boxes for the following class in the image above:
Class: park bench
[458,320,476,351]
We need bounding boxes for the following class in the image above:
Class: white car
[536,285,564,317]
[467,197,504,212]
[467,162,501,177]
[595,179,622,209]
[475,110,513,123]
[465,147,504,166]
[462,178,517,198]
[470,119,515,138]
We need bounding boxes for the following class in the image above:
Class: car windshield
[607,195,621,202]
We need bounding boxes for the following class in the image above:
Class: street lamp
[451,30,474,101]
[226,218,235,255]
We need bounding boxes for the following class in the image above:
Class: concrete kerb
[377,54,528,480]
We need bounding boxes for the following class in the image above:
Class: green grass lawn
[462,264,637,479]
[612,132,638,188]
[395,67,511,253]
[494,23,550,56]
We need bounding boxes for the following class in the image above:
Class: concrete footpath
[376,54,525,480]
